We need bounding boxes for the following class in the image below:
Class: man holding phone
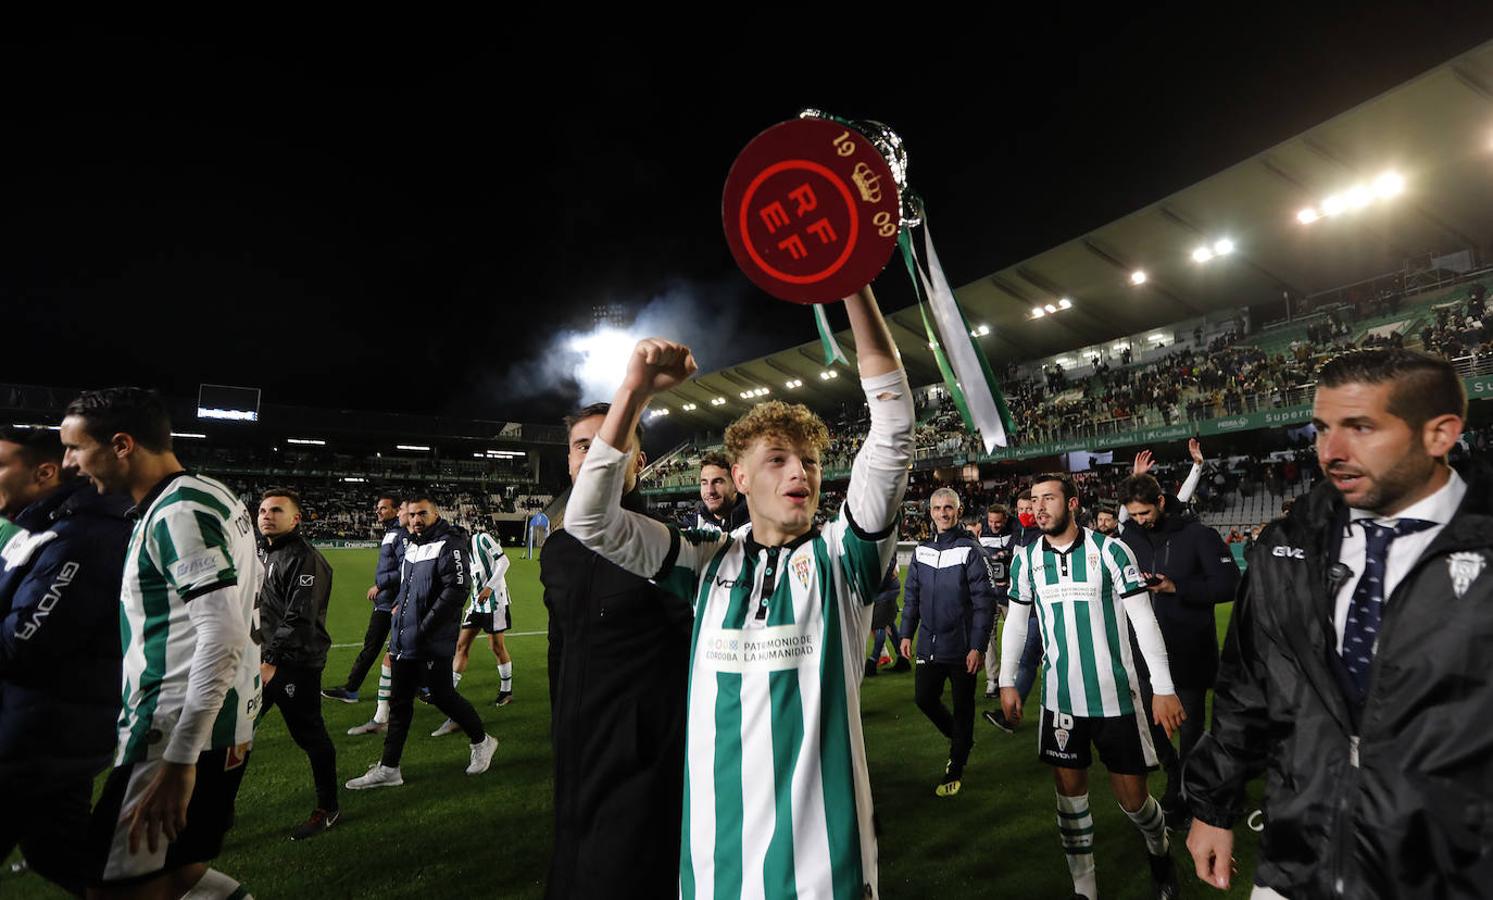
[1118,472,1240,830]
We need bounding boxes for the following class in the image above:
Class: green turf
[4,551,1261,898]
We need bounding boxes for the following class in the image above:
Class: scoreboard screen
[197,384,261,422]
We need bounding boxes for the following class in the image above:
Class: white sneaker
[345,763,404,790]
[466,734,498,775]
[347,719,387,736]
[430,718,462,737]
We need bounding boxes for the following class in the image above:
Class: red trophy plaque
[722,116,904,304]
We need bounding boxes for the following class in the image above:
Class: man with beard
[1186,349,1492,897]
[0,427,131,896]
[542,404,693,899]
[1000,473,1184,900]
[1118,473,1239,830]
[693,451,749,533]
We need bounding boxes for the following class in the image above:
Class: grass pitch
[5,549,1259,898]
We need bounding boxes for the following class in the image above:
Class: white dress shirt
[1333,469,1467,652]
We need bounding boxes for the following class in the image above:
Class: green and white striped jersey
[1008,528,1151,718]
[565,368,914,900]
[117,473,262,765]
[468,530,509,613]
[645,506,893,900]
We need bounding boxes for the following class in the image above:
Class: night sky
[4,12,1490,424]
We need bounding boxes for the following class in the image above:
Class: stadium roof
[654,39,1493,428]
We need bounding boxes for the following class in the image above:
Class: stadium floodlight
[784,379,802,389]
[1344,185,1371,210]
[1192,247,1214,263]
[170,432,206,439]
[1130,270,1147,285]
[1321,194,1345,216]
[342,476,367,483]
[1058,298,1072,309]
[1297,207,1319,224]
[396,444,431,451]
[1213,239,1234,255]
[286,438,326,446]
[682,402,697,410]
[1043,303,1057,314]
[1372,170,1404,198]
[1031,306,1045,318]
[1147,333,1165,342]
[710,397,726,406]
[11,423,60,430]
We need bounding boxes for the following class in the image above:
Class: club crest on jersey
[298,574,314,587]
[1053,712,1074,752]
[1448,552,1485,599]
[284,682,296,698]
[792,554,812,589]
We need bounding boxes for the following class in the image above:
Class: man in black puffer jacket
[1186,349,1493,898]
[253,488,340,839]
[0,428,131,896]
[1118,472,1240,828]
[346,493,496,790]
[898,487,997,797]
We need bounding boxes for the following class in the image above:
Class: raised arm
[842,286,914,535]
[567,337,724,591]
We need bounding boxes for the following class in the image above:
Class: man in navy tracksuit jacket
[346,496,496,789]
[898,487,998,795]
[327,495,405,700]
[0,429,132,896]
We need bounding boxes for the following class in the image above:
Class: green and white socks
[1123,794,1169,855]
[1057,792,1097,899]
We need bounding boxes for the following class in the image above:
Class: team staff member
[1187,349,1492,897]
[323,494,404,709]
[977,504,1015,698]
[254,488,340,840]
[693,451,748,532]
[346,495,497,789]
[1118,472,1239,829]
[542,403,693,899]
[0,427,131,896]
[62,388,260,900]
[898,487,997,797]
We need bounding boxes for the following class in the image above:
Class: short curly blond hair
[723,400,830,463]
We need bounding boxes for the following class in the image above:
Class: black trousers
[262,665,339,811]
[0,769,96,896]
[343,608,392,692]
[1138,679,1208,805]
[383,655,484,767]
[914,660,977,773]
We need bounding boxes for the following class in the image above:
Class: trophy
[721,111,921,304]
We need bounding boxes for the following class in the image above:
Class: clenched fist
[624,338,698,396]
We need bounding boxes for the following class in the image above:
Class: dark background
[4,9,1490,423]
